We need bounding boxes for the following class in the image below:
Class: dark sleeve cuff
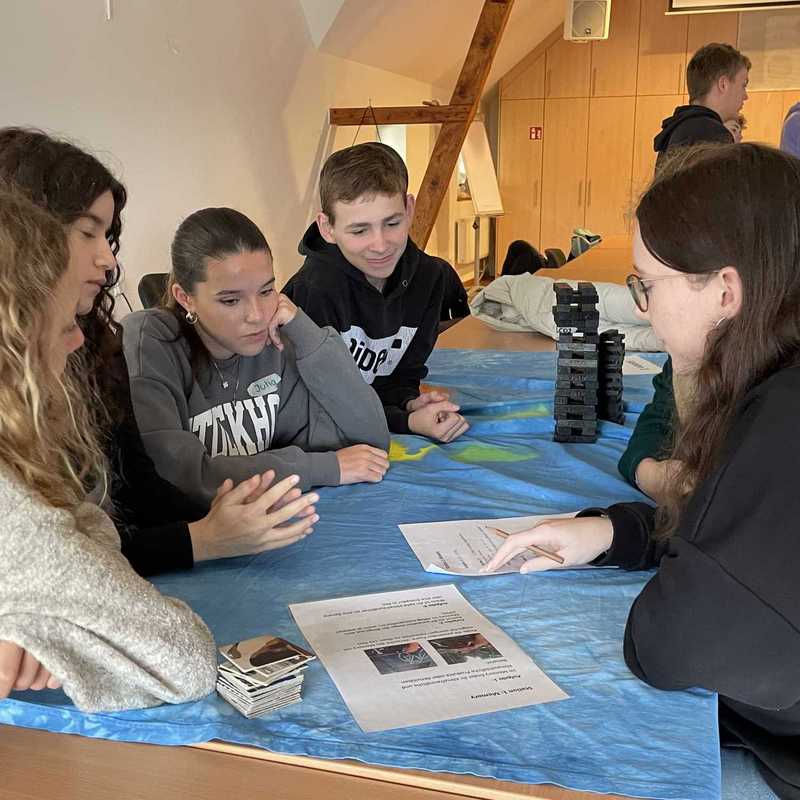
[577,502,658,570]
[384,403,411,434]
[119,521,195,577]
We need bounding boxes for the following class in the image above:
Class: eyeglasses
[625,271,718,313]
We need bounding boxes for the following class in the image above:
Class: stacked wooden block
[552,282,625,443]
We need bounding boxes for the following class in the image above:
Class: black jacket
[583,365,800,798]
[284,223,446,434]
[654,105,733,172]
[104,340,205,576]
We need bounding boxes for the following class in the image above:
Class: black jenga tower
[552,282,600,443]
[552,283,626,442]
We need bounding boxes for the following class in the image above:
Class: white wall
[0,0,441,307]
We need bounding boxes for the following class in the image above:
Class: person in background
[654,42,750,172]
[487,143,800,799]
[0,187,216,711]
[123,207,390,508]
[780,101,800,158]
[624,44,751,499]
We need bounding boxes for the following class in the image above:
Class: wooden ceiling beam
[325,0,515,251]
[329,105,471,126]
[410,0,515,248]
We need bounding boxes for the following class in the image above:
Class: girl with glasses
[486,143,800,798]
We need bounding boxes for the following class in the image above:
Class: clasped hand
[190,470,319,562]
[407,390,469,443]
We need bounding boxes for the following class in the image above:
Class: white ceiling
[299,0,564,96]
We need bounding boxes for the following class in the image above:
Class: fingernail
[290,475,300,484]
[311,514,319,522]
[309,494,319,503]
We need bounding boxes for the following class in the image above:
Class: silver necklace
[211,357,240,398]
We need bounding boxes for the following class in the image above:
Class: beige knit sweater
[0,464,216,712]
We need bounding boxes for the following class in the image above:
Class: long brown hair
[0,186,105,507]
[0,127,128,417]
[637,143,800,535]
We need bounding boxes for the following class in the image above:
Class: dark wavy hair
[0,127,128,416]
[637,142,800,535]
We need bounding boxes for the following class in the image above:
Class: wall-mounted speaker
[564,0,611,40]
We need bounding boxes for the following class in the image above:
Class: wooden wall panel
[590,0,641,97]
[637,1,688,95]
[632,94,683,197]
[686,12,739,66]
[743,91,787,146]
[497,99,544,259]
[540,98,589,249]
[585,97,636,237]
[501,54,545,100]
[545,37,591,98]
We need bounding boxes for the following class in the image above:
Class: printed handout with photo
[290,584,568,732]
[428,633,502,665]
[364,641,436,675]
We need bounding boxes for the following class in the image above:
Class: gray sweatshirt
[0,464,217,713]
[123,308,390,505]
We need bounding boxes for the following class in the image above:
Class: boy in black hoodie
[284,142,468,442]
[654,42,750,173]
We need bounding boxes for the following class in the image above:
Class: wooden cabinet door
[545,37,592,99]
[743,91,787,146]
[540,98,590,249]
[590,0,641,97]
[497,99,545,260]
[585,97,636,238]
[501,54,545,101]
[637,0,688,96]
[632,94,683,198]
[686,12,739,69]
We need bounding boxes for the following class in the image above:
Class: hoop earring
[713,316,727,329]
[185,310,198,325]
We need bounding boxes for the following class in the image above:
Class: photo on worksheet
[363,641,437,675]
[427,633,503,665]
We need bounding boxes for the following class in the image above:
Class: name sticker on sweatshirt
[248,373,282,397]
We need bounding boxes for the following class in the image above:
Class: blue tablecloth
[0,349,722,800]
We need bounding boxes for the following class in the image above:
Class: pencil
[486,526,565,565]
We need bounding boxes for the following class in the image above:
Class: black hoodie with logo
[284,223,447,434]
[654,105,733,172]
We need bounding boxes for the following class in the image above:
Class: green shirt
[618,358,675,486]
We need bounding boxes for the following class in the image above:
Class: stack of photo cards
[216,634,315,719]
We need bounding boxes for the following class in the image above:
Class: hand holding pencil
[481,516,614,574]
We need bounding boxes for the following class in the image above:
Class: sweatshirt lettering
[342,325,417,385]
[189,393,280,457]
